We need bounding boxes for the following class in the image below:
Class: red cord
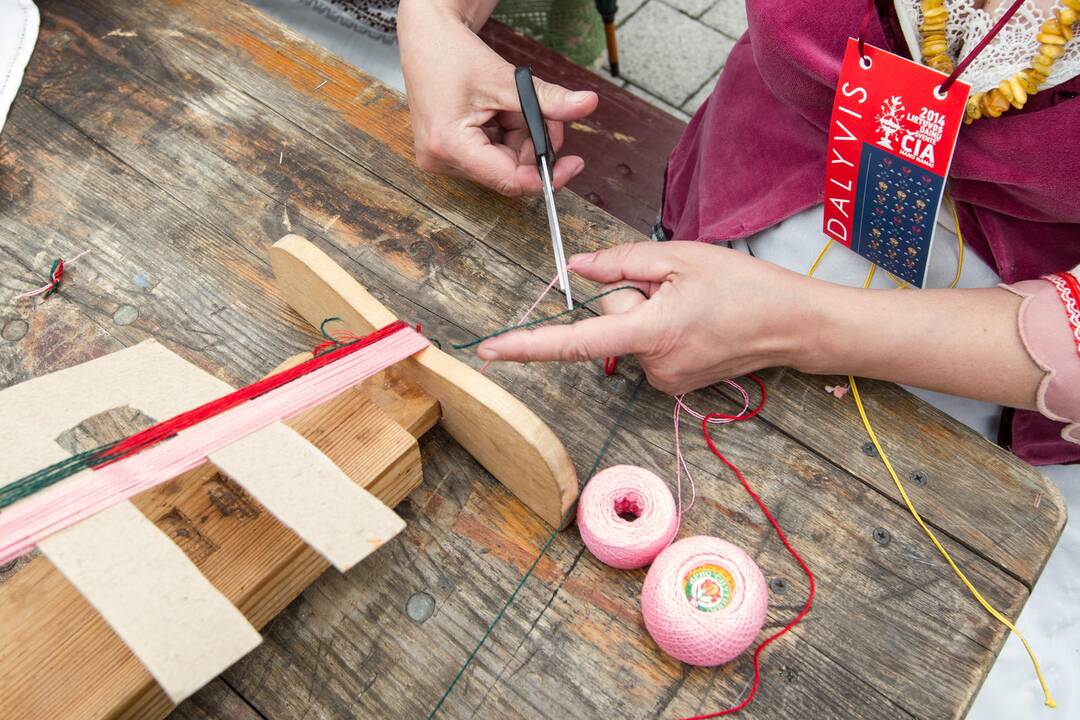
[855,0,1027,94]
[940,0,1026,93]
[95,320,409,466]
[856,0,876,60]
[681,374,815,719]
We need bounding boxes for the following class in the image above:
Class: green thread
[0,315,355,509]
[0,441,119,509]
[43,258,62,298]
[451,286,647,350]
[428,374,646,718]
[319,316,343,342]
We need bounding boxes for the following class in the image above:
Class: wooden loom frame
[0,235,578,720]
[270,234,579,528]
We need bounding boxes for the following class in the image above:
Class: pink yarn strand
[672,381,751,516]
[0,327,430,563]
[479,271,563,374]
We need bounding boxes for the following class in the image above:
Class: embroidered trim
[1045,271,1080,360]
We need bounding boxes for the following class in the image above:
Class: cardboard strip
[210,423,405,572]
[38,501,261,703]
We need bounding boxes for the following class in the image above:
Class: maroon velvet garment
[661,0,1080,465]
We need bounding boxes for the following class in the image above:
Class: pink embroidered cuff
[1001,268,1080,447]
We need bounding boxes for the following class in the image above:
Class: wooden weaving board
[0,235,577,720]
[0,352,433,720]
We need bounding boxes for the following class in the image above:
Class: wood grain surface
[0,2,1065,718]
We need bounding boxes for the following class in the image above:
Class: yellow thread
[948,196,965,289]
[807,238,834,278]
[806,239,1054,708]
[849,376,1055,708]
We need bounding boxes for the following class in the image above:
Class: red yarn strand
[683,375,815,719]
[95,320,408,467]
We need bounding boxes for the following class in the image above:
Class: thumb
[492,72,598,121]
[534,78,598,121]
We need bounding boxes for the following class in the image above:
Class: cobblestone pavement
[596,0,747,120]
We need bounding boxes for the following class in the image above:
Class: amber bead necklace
[918,0,1079,122]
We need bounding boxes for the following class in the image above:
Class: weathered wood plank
[169,679,262,720]
[2,70,1014,714]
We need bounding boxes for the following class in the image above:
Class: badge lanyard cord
[857,0,1029,94]
[809,209,1055,708]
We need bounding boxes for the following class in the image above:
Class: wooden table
[0,2,1065,718]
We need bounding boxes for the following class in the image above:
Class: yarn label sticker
[684,564,734,612]
[822,38,969,287]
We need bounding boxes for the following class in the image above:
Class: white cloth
[742,207,1079,719]
[0,0,38,134]
[248,0,405,92]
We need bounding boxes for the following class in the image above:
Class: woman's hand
[475,242,826,395]
[474,241,1043,410]
[398,0,599,196]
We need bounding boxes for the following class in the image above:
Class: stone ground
[595,0,747,120]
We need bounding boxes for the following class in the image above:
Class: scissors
[514,66,573,310]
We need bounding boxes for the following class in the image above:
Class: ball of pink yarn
[576,465,679,569]
[641,536,768,666]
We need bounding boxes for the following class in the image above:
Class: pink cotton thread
[577,465,679,569]
[479,264,576,374]
[641,536,769,667]
[672,386,750,516]
[0,326,430,564]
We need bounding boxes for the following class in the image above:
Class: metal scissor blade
[539,157,573,310]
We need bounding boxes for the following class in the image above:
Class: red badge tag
[822,39,969,287]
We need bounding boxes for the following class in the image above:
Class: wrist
[785,279,852,375]
[407,0,494,32]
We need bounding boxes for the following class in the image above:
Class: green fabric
[493,0,604,66]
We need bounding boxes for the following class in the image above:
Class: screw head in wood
[862,441,878,456]
[2,319,28,342]
[112,304,139,326]
[406,591,435,623]
[910,470,928,486]
[873,527,891,545]
[769,577,788,594]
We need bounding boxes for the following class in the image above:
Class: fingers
[497,113,565,157]
[595,281,650,315]
[568,242,684,284]
[476,311,645,363]
[454,135,534,196]
[549,156,586,190]
[536,78,598,121]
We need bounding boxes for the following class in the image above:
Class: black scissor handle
[514,66,555,168]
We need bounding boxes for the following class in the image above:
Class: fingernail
[477,344,500,361]
[569,91,591,104]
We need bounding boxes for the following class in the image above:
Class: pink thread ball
[576,465,679,569]
[641,536,768,666]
